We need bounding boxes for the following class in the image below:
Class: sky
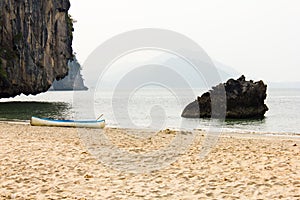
[69,0,300,83]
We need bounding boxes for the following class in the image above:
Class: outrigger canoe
[30,116,105,129]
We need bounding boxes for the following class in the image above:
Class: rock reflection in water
[0,102,72,121]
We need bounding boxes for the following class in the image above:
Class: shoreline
[1,122,300,199]
[1,120,300,138]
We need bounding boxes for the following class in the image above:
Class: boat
[30,116,105,129]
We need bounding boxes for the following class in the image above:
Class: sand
[0,122,299,199]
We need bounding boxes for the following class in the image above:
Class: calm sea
[0,88,300,134]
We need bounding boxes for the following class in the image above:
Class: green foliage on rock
[0,47,17,61]
[0,59,7,79]
[13,33,23,43]
[66,14,74,40]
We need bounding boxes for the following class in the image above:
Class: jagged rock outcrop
[0,0,73,98]
[50,57,88,91]
[182,75,269,119]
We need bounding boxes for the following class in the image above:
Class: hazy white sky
[69,0,300,82]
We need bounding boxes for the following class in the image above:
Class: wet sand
[0,122,299,199]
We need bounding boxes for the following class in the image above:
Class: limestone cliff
[0,0,73,98]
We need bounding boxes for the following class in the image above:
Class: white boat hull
[30,117,105,129]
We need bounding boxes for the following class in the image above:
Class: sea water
[0,88,300,134]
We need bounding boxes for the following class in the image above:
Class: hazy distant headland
[85,51,241,90]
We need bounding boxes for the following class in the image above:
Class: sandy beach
[0,122,299,199]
